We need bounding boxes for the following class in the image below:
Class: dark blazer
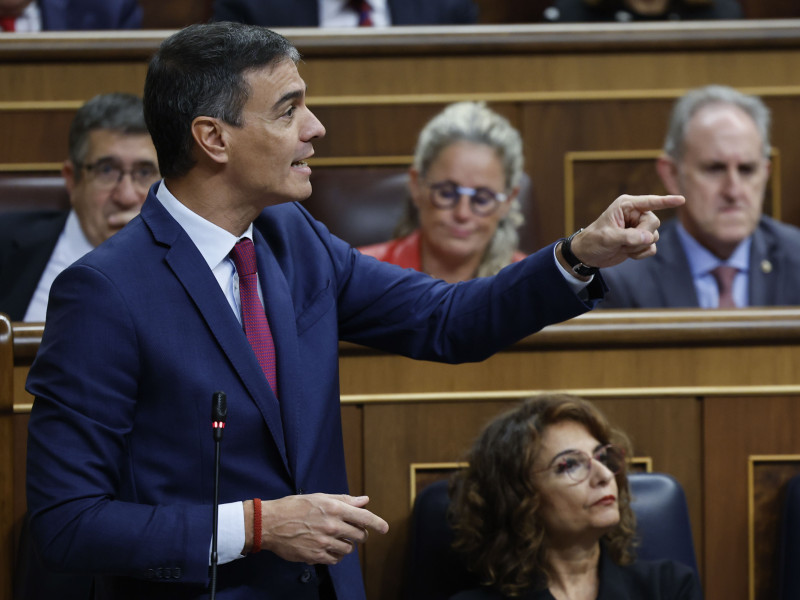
[600,216,800,309]
[0,210,67,321]
[26,188,601,599]
[212,0,479,27]
[39,0,142,30]
[451,550,701,599]
[544,0,742,22]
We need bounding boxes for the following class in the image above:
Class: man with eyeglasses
[0,92,158,321]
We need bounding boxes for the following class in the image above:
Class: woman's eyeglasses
[427,180,508,216]
[534,444,626,483]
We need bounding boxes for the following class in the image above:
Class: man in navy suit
[213,0,478,28]
[0,0,141,31]
[601,85,800,309]
[0,93,158,322]
[25,22,681,600]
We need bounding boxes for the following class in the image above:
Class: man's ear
[191,116,229,165]
[61,160,77,206]
[656,155,683,196]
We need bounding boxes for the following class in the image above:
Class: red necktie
[230,239,278,396]
[0,17,16,32]
[349,0,373,26]
[711,265,738,308]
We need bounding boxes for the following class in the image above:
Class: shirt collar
[675,221,751,276]
[155,180,253,271]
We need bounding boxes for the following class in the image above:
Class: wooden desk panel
[9,310,800,600]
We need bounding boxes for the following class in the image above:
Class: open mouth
[291,160,308,168]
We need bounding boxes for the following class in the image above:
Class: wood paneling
[704,396,800,600]
[11,310,800,600]
[7,25,800,245]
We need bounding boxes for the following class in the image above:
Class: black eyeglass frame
[81,159,160,189]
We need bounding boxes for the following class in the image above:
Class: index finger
[622,194,685,212]
[343,505,389,535]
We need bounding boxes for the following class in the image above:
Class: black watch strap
[561,228,599,277]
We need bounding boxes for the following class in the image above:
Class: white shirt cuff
[209,501,246,565]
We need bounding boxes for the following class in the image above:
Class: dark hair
[68,93,148,180]
[143,21,301,178]
[449,394,636,597]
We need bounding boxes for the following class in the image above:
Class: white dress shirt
[319,0,391,27]
[675,222,750,308]
[24,211,93,322]
[5,1,42,32]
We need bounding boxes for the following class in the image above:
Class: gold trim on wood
[564,150,662,235]
[0,101,84,111]
[308,155,412,167]
[339,385,800,406]
[409,461,468,508]
[17,385,800,413]
[6,86,800,113]
[0,163,62,172]
[631,456,653,473]
[747,454,800,600]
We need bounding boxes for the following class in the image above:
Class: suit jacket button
[297,487,304,495]
[173,567,181,579]
[299,569,312,583]
[145,568,155,579]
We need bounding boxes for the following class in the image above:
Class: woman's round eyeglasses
[534,444,626,484]
[427,180,508,216]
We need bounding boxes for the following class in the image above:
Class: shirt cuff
[209,501,246,565]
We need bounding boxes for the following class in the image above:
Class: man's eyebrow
[272,87,306,111]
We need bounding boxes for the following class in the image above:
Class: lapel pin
[761,260,773,274]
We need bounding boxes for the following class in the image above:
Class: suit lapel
[748,223,777,306]
[141,195,292,475]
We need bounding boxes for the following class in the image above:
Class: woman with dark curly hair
[448,394,701,599]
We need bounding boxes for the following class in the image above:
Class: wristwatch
[560,228,599,277]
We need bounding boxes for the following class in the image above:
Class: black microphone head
[211,391,227,423]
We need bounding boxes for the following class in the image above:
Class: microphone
[210,391,227,600]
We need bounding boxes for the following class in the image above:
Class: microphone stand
[210,391,227,600]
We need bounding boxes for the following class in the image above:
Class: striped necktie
[230,238,278,396]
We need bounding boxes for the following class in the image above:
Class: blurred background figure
[448,394,702,599]
[358,101,526,283]
[0,93,158,321]
[0,0,141,31]
[602,85,800,309]
[213,0,478,28]
[543,0,742,22]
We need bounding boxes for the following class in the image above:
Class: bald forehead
[688,104,760,139]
